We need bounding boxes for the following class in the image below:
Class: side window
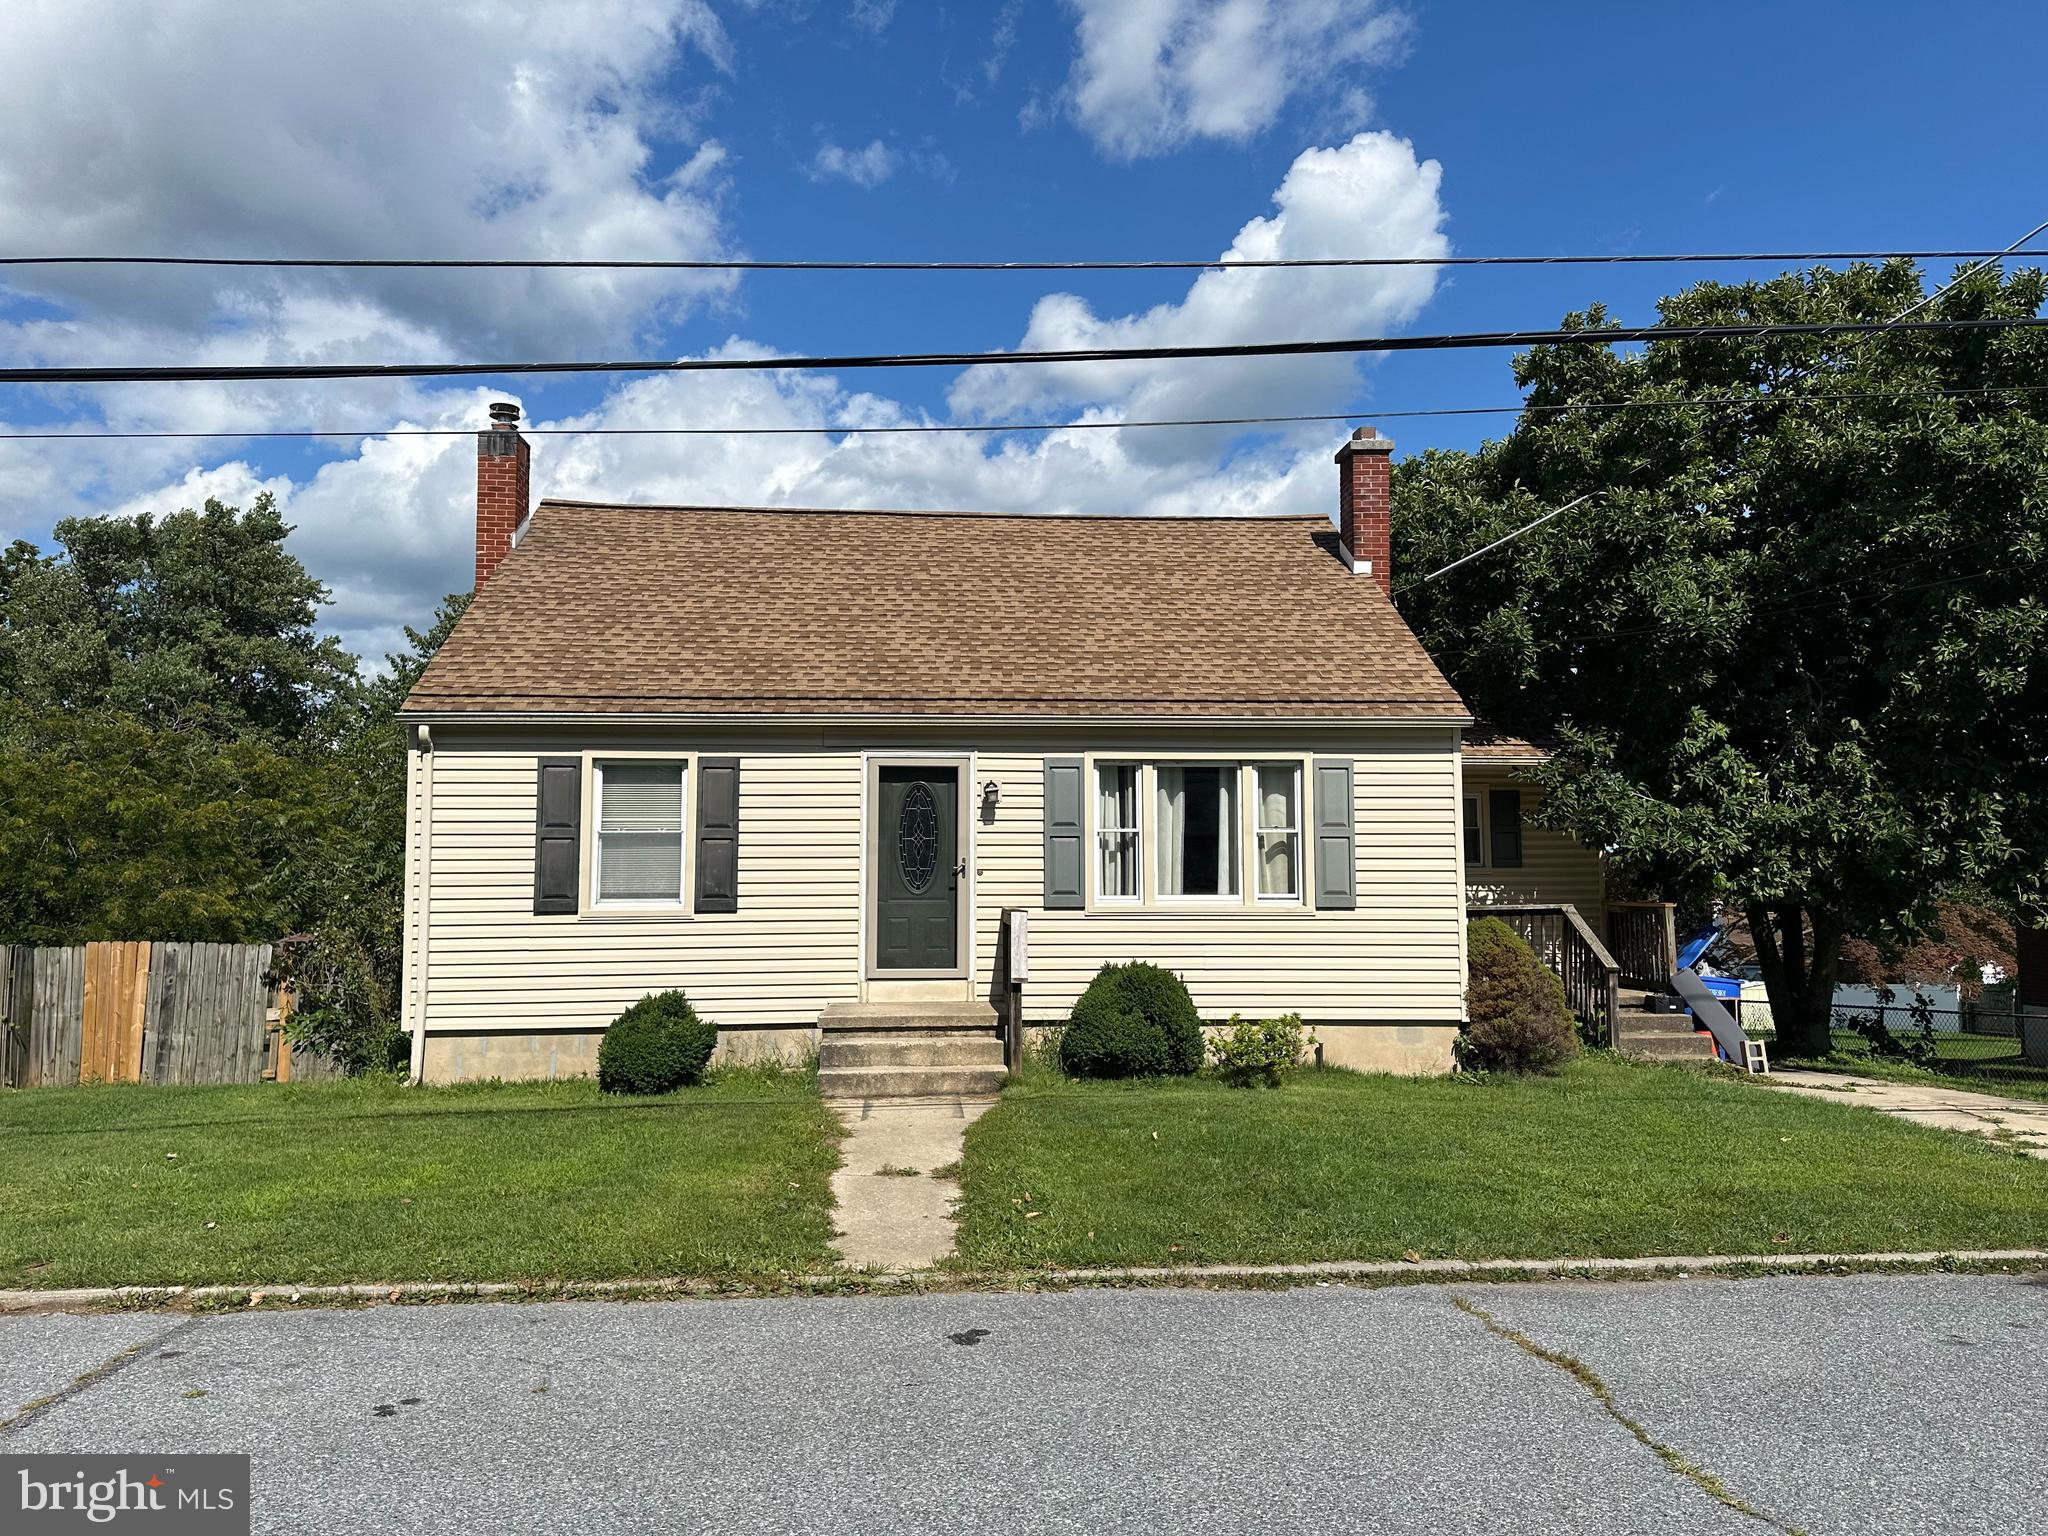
[594,761,687,904]
[1095,763,1141,900]
[1488,788,1523,870]
[1254,763,1302,899]
[1463,795,1483,867]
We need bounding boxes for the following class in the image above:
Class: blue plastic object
[1675,923,1721,972]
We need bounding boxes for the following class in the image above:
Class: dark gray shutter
[533,758,581,915]
[1043,758,1085,909]
[1489,788,1524,869]
[695,756,740,913]
[1312,759,1356,910]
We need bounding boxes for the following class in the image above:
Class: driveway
[4,1273,2045,1534]
[1767,1070,2048,1157]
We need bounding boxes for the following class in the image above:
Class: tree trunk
[1745,900,1844,1058]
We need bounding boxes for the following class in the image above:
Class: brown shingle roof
[403,501,1469,720]
[1462,727,1552,762]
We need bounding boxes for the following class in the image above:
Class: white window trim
[1464,792,1486,870]
[1080,753,1310,912]
[1252,761,1304,903]
[1093,760,1144,905]
[582,750,695,915]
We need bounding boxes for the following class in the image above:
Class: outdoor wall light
[981,780,1001,817]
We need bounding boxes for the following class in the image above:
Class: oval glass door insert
[898,782,939,892]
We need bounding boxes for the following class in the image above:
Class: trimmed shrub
[1058,961,1204,1079]
[1461,918,1579,1075]
[1207,1011,1309,1087]
[597,990,717,1094]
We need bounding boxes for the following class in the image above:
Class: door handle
[953,858,968,878]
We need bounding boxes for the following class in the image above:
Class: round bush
[597,990,717,1094]
[1058,961,1204,1079]
[1461,918,1580,1074]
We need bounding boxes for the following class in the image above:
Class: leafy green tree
[1395,262,2048,1056]
[0,495,357,740]
[0,708,342,944]
[282,593,471,1055]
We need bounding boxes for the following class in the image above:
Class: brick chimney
[475,400,530,588]
[1335,426,1393,595]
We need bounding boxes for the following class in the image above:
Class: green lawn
[953,1057,2048,1269]
[0,1070,840,1289]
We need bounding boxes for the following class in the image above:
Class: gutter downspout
[406,724,434,1084]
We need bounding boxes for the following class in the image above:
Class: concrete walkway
[828,1097,994,1270]
[1766,1069,2048,1157]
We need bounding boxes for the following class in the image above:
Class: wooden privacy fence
[0,941,341,1089]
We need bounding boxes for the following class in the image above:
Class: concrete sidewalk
[5,1272,2044,1534]
[828,1097,992,1270]
[1766,1070,2048,1157]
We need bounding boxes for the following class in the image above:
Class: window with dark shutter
[1312,759,1356,909]
[1489,788,1523,869]
[1043,759,1084,909]
[695,757,740,913]
[532,758,582,915]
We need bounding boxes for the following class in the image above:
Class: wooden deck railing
[1472,904,1622,1048]
[1607,901,1679,991]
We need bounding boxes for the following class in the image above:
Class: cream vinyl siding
[972,730,1466,1024]
[1462,763,1609,935]
[412,725,1467,1033]
[420,735,861,1032]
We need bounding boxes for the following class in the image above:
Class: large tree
[0,494,357,740]
[1394,262,2048,1056]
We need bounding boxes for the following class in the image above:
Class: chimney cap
[1335,424,1394,460]
[488,400,521,427]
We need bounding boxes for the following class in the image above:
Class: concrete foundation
[419,1019,1460,1084]
[1019,1020,1461,1077]
[418,1025,816,1084]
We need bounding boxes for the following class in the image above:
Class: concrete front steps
[1614,1007,1719,1063]
[816,1001,1007,1100]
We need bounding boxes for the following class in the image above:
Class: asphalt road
[4,1272,2045,1534]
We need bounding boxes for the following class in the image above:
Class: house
[396,409,1585,1089]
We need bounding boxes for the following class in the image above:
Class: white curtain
[1156,766,1186,894]
[1257,765,1297,897]
[1212,770,1237,894]
[1158,765,1236,896]
[1097,766,1138,897]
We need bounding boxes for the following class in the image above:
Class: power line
[1425,547,2045,665]
[6,315,2047,387]
[1397,216,2048,602]
[3,248,2045,273]
[6,382,2046,443]
[1854,218,2048,337]
[1393,495,1599,595]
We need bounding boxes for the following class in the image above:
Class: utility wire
[3,249,2045,273]
[1426,547,2045,666]
[1393,495,1598,595]
[6,316,2048,387]
[1853,217,2048,337]
[1393,216,2048,598]
[6,382,2045,443]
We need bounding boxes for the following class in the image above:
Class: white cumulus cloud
[0,0,739,359]
[808,140,900,188]
[1062,0,1410,159]
[72,133,1447,661]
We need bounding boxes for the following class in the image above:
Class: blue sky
[1,0,2042,656]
